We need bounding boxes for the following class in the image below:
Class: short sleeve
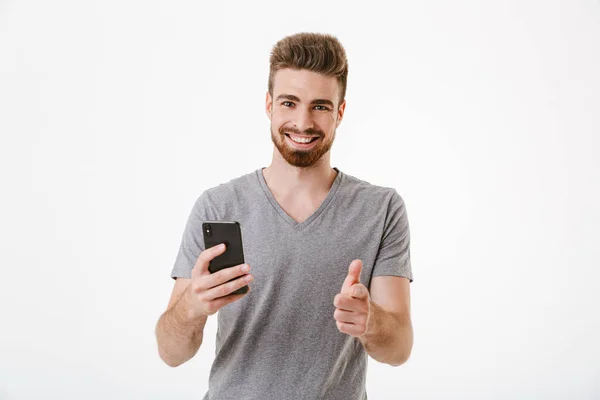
[170,192,212,280]
[372,189,413,282]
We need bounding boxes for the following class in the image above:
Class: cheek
[271,110,289,126]
[318,114,337,129]
[270,116,283,131]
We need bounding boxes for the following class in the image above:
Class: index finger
[192,243,226,278]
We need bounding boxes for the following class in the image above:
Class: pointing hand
[333,259,371,337]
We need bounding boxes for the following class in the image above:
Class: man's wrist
[178,284,207,323]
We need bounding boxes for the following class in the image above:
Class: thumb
[341,259,363,292]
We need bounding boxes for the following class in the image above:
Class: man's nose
[293,107,314,132]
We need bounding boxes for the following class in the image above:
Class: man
[155,32,414,400]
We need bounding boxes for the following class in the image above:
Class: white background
[1,1,599,399]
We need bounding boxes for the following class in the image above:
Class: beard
[270,123,335,168]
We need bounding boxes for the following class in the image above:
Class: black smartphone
[202,221,248,295]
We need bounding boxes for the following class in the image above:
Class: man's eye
[314,105,329,111]
[282,101,294,107]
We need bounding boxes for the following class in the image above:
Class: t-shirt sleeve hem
[371,258,414,283]
[170,261,194,280]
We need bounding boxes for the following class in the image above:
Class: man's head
[266,32,348,168]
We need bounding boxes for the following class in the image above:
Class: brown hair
[268,32,349,106]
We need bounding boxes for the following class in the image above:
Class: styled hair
[268,32,348,106]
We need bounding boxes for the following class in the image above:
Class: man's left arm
[334,190,413,366]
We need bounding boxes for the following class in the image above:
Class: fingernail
[245,274,253,283]
[219,244,225,249]
[241,264,249,272]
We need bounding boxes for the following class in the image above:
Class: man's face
[266,68,346,168]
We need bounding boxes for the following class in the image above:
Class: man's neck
[262,152,337,198]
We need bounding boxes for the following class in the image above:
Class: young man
[155,32,414,400]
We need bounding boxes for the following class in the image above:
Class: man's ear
[265,91,272,120]
[336,99,346,128]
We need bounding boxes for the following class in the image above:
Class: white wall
[1,1,599,399]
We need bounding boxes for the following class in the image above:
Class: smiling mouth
[285,133,320,144]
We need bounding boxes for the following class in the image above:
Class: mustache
[280,126,323,137]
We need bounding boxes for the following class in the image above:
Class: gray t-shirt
[170,167,413,400]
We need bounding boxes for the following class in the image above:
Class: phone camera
[205,224,212,236]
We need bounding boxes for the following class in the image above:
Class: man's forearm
[359,300,413,366]
[155,286,208,367]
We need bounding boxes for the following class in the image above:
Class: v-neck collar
[256,166,343,231]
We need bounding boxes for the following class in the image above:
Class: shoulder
[338,169,405,208]
[192,169,262,217]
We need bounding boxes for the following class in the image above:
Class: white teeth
[288,135,315,144]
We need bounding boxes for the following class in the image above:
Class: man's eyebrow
[276,94,301,102]
[275,94,334,108]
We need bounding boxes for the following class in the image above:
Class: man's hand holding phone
[186,243,253,318]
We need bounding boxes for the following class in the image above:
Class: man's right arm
[156,244,253,367]
[155,278,208,367]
